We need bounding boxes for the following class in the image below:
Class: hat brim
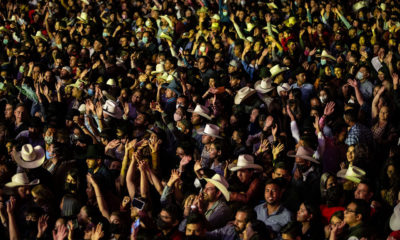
[229,164,263,172]
[151,70,164,75]
[287,150,320,164]
[188,109,212,120]
[270,68,289,78]
[316,54,336,61]
[196,128,222,139]
[31,35,47,42]
[159,34,173,42]
[5,178,40,188]
[204,178,230,201]
[234,90,256,105]
[103,109,123,119]
[336,169,362,183]
[13,146,45,169]
[254,80,274,94]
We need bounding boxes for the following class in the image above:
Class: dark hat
[86,144,103,159]
[293,67,306,76]
[78,134,93,145]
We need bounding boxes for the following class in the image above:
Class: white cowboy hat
[31,31,47,42]
[267,2,278,9]
[204,174,230,201]
[353,1,368,12]
[5,172,40,188]
[229,154,263,172]
[211,14,220,21]
[390,202,400,231]
[197,124,222,139]
[270,64,289,78]
[245,36,254,43]
[245,23,255,32]
[151,6,160,11]
[255,78,274,94]
[13,144,45,169]
[102,100,123,119]
[287,146,319,164]
[151,63,165,75]
[316,50,336,61]
[77,12,90,23]
[277,83,290,96]
[337,165,366,184]
[67,79,86,89]
[81,0,90,5]
[234,87,256,105]
[160,15,173,29]
[106,78,116,87]
[101,90,116,101]
[188,104,212,120]
[159,32,173,42]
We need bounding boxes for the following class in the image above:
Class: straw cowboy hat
[390,203,400,231]
[229,154,263,172]
[197,123,222,139]
[102,100,123,119]
[77,12,90,24]
[255,78,274,94]
[67,79,86,89]
[234,87,256,105]
[277,83,290,96]
[5,172,40,188]
[353,1,368,12]
[337,165,366,184]
[245,23,255,32]
[211,14,220,21]
[188,104,212,120]
[151,63,165,75]
[270,64,289,78]
[31,31,47,42]
[197,7,208,14]
[287,146,319,164]
[284,16,297,28]
[160,15,173,29]
[204,174,230,201]
[316,50,336,61]
[106,78,116,87]
[13,144,45,169]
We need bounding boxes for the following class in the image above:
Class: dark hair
[343,109,357,123]
[237,206,257,223]
[265,178,283,190]
[61,194,81,218]
[330,210,344,222]
[162,203,182,222]
[247,220,271,240]
[351,199,370,222]
[186,212,207,229]
[281,221,302,237]
[301,201,322,226]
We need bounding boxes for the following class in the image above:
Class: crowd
[1,0,400,239]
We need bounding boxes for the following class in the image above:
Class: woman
[380,159,400,207]
[31,184,56,216]
[324,210,344,239]
[320,172,337,200]
[208,141,225,176]
[296,202,324,240]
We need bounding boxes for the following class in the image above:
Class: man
[280,222,302,240]
[288,146,320,204]
[86,144,113,191]
[185,213,207,239]
[336,199,370,239]
[291,67,314,106]
[154,204,184,240]
[254,179,292,235]
[206,206,257,240]
[355,66,373,100]
[343,109,374,149]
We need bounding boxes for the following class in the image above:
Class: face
[186,223,204,236]
[264,183,281,205]
[346,146,355,163]
[17,185,30,199]
[86,158,97,169]
[14,106,25,121]
[4,104,13,119]
[354,183,371,201]
[131,91,142,104]
[296,203,311,222]
[201,135,212,144]
[296,73,306,85]
[272,168,291,182]
[237,169,253,184]
[344,202,359,226]
[326,176,336,189]
[203,182,219,202]
[208,143,219,160]
[191,113,201,125]
[233,211,247,233]
[379,106,389,121]
[198,58,206,71]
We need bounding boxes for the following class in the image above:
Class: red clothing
[320,205,345,225]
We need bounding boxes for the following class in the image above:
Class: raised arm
[87,173,111,221]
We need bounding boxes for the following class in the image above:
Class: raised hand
[91,223,104,240]
[148,134,161,153]
[272,123,278,137]
[257,139,270,154]
[6,196,16,215]
[167,169,181,187]
[95,101,103,118]
[37,215,49,238]
[137,160,149,172]
[324,101,335,116]
[272,143,285,158]
[347,79,358,88]
[392,73,399,87]
[121,196,131,208]
[52,224,68,240]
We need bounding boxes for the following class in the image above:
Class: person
[295,202,324,239]
[154,204,184,240]
[185,212,207,239]
[254,179,292,236]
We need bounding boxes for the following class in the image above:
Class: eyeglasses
[345,208,356,214]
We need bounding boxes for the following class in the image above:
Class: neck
[207,199,218,210]
[302,222,310,233]
[267,203,280,214]
[348,221,361,228]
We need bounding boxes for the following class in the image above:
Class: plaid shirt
[345,123,374,147]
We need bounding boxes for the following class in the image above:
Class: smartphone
[131,198,145,210]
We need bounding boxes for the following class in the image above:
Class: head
[272,162,292,183]
[203,182,222,202]
[354,181,373,202]
[296,202,320,224]
[264,179,283,206]
[344,199,369,227]
[234,206,256,234]
[281,221,302,240]
[157,204,181,231]
[185,213,207,237]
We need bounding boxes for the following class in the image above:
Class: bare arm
[138,161,150,199]
[87,174,111,221]
[6,197,18,240]
[126,152,137,199]
[372,86,384,119]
